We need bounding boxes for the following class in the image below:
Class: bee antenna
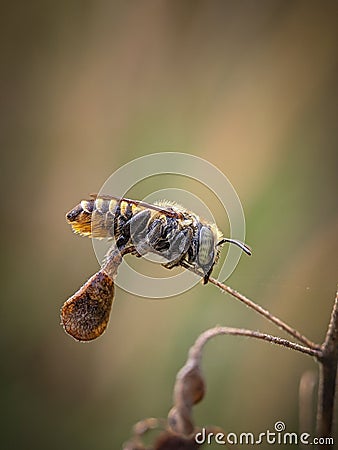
[217,238,252,256]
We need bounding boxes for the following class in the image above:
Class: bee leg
[202,264,214,284]
[146,219,164,249]
[162,228,192,269]
[129,209,152,236]
[116,233,130,249]
[128,210,151,241]
[130,215,163,256]
[116,208,150,249]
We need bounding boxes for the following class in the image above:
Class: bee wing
[90,193,182,218]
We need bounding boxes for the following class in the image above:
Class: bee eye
[197,226,215,268]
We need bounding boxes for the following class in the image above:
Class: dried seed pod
[61,270,114,341]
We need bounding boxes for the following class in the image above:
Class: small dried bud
[177,366,205,407]
[168,362,205,436]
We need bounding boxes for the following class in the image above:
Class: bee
[61,195,251,341]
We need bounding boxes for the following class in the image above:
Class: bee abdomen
[67,198,117,237]
[66,197,142,238]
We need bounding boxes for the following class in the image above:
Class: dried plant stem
[191,326,320,358]
[181,262,320,350]
[316,290,338,446]
[181,263,337,447]
[168,325,318,441]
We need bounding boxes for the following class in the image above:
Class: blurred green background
[1,1,337,449]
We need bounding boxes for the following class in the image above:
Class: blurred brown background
[1,1,337,449]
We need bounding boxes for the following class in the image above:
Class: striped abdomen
[66,196,144,238]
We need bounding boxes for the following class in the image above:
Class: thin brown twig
[181,262,321,351]
[190,326,320,358]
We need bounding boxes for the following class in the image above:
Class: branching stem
[181,263,337,447]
